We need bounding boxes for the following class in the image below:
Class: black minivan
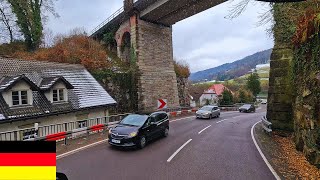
[108,112,169,149]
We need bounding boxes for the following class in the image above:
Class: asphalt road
[57,106,275,180]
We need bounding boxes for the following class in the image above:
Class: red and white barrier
[167,108,197,118]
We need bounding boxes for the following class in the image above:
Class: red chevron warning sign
[157,99,167,109]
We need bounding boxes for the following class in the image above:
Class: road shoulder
[253,122,320,179]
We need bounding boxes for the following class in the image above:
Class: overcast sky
[46,0,274,73]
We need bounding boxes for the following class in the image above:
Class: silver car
[196,105,220,119]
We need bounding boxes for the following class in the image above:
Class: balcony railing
[90,0,139,36]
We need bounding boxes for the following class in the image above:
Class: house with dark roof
[0,57,116,132]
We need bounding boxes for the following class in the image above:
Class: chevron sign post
[157,99,167,109]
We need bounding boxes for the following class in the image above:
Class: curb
[251,121,281,180]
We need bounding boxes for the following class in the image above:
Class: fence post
[86,120,89,138]
[14,131,18,141]
[64,123,68,145]
[34,123,39,138]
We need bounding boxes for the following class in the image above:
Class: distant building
[0,58,116,133]
[199,84,233,106]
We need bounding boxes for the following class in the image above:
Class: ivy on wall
[271,1,320,166]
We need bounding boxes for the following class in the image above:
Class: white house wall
[1,81,33,107]
[0,107,109,134]
[199,94,219,106]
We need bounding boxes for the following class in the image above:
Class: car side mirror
[56,173,68,180]
[150,122,157,126]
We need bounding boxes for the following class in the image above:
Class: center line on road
[216,119,227,124]
[198,125,211,134]
[167,139,192,163]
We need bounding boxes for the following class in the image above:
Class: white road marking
[216,119,227,124]
[56,139,108,160]
[57,116,195,159]
[251,121,281,180]
[167,139,192,163]
[198,125,212,134]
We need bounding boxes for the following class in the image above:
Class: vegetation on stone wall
[293,27,320,167]
[174,58,191,107]
[173,59,191,78]
[271,0,320,166]
[92,66,138,114]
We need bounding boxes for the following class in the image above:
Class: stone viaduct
[91,0,292,131]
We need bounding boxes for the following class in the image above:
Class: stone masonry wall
[177,77,190,107]
[135,19,179,111]
[267,48,294,131]
[292,35,320,166]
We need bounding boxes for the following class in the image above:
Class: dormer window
[39,76,73,103]
[53,89,65,102]
[12,90,28,106]
[0,75,38,107]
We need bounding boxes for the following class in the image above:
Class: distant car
[108,112,169,149]
[261,99,267,104]
[239,104,255,113]
[196,105,220,119]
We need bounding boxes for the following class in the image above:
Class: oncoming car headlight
[128,132,138,137]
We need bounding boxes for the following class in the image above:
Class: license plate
[111,139,120,144]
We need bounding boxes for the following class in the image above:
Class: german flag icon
[0,141,56,180]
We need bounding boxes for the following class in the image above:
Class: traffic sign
[157,99,167,109]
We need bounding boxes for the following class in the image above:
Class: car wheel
[217,113,220,118]
[209,115,212,119]
[163,127,169,137]
[138,136,146,149]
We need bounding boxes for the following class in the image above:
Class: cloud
[172,0,274,72]
[46,0,274,73]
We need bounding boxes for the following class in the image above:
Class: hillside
[190,49,272,82]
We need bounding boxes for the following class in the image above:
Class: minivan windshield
[119,114,148,127]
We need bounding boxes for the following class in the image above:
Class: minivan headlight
[128,132,138,137]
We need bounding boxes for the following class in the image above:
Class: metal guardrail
[261,116,272,135]
[0,113,131,141]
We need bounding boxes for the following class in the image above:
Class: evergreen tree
[221,89,233,105]
[246,71,261,98]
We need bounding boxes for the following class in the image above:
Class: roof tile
[0,58,116,122]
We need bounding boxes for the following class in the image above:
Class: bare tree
[41,28,55,48]
[225,0,274,37]
[69,27,88,36]
[0,0,19,43]
[40,0,60,25]
[225,0,252,19]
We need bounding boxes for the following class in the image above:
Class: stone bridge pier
[115,1,180,111]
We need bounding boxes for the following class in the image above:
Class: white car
[196,105,220,119]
